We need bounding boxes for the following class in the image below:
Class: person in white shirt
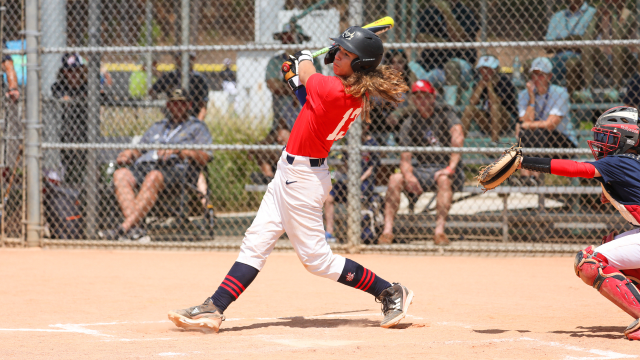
[516,57,577,186]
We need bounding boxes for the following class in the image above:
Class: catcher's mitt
[476,144,522,191]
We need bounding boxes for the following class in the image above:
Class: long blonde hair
[340,65,410,123]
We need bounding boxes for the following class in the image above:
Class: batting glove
[294,50,313,64]
[281,58,301,92]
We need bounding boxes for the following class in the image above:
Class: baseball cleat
[168,298,225,333]
[625,319,640,340]
[377,283,414,328]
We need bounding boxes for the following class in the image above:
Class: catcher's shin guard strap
[521,157,552,174]
[575,247,640,319]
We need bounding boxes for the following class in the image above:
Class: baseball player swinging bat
[169,23,412,333]
[281,16,395,106]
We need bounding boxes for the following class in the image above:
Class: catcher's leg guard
[575,246,640,340]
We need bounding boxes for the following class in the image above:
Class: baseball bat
[282,16,394,107]
[311,16,395,58]
[281,16,395,74]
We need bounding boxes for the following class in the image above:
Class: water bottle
[512,56,523,88]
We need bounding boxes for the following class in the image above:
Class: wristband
[445,166,454,174]
[521,156,551,174]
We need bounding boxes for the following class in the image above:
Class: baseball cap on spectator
[475,55,500,70]
[411,80,436,94]
[61,53,85,68]
[530,57,553,74]
[167,88,190,102]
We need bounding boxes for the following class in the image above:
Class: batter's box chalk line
[444,337,636,360]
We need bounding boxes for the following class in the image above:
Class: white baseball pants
[236,150,346,280]
[596,228,640,270]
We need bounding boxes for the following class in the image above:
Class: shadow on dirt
[473,329,531,334]
[549,326,626,339]
[220,317,398,332]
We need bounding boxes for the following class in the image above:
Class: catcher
[478,106,640,340]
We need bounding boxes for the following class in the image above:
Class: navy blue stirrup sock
[337,258,392,297]
[210,262,259,313]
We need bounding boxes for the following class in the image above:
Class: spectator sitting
[515,57,576,186]
[380,80,465,246]
[461,55,517,142]
[577,0,638,101]
[99,88,213,241]
[544,0,596,97]
[324,125,380,243]
[414,0,478,105]
[150,53,209,120]
[51,53,88,184]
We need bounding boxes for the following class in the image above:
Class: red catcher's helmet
[588,106,640,160]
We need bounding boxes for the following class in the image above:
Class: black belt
[286,154,326,167]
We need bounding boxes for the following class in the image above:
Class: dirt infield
[1,248,638,359]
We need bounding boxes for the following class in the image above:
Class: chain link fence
[4,0,640,252]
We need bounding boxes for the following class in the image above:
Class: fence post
[145,0,153,91]
[180,0,190,91]
[84,0,101,239]
[25,0,40,246]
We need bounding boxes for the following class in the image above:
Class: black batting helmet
[324,26,384,73]
[588,106,640,160]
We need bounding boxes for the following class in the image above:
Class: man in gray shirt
[99,88,213,241]
[380,80,465,246]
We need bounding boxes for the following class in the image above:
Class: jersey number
[326,108,362,141]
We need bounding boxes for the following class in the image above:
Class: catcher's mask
[588,106,640,160]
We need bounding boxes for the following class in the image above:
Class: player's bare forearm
[299,61,316,86]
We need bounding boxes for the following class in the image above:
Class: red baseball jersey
[286,73,363,158]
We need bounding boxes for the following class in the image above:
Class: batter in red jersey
[168,27,412,332]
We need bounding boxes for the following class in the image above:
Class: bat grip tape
[521,156,552,174]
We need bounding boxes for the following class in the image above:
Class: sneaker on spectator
[325,231,337,243]
[124,226,149,242]
[572,88,593,104]
[98,226,125,240]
